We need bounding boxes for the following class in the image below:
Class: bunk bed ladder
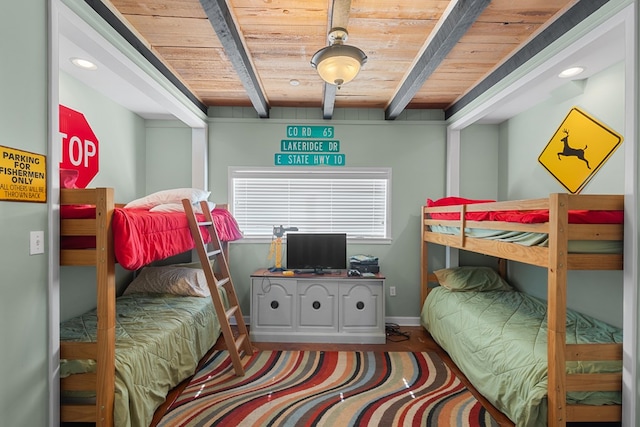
[182,199,253,376]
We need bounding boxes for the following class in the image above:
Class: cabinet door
[252,278,295,329]
[297,281,338,331]
[339,281,383,331]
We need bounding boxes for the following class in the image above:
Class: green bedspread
[60,293,222,427]
[421,287,622,427]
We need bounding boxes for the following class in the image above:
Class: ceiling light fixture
[558,66,585,78]
[70,57,98,71]
[310,28,367,88]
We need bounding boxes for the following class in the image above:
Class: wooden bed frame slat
[61,218,97,236]
[61,372,97,390]
[566,373,623,392]
[60,249,98,266]
[424,231,549,266]
[565,343,623,361]
[566,194,624,210]
[60,404,97,422]
[425,218,549,233]
[420,193,623,427]
[61,188,104,205]
[569,223,624,240]
[566,253,622,270]
[566,404,622,422]
[60,342,97,359]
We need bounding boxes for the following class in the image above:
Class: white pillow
[123,265,211,297]
[124,188,211,209]
[149,201,216,214]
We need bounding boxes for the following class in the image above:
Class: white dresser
[250,269,385,344]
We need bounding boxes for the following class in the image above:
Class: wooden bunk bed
[59,187,246,427]
[420,193,624,427]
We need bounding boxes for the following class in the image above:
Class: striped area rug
[158,350,499,427]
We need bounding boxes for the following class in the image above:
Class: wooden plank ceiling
[103,0,587,119]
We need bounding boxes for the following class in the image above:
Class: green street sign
[286,125,334,139]
[275,153,345,166]
[280,140,340,152]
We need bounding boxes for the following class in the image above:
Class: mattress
[60,293,223,427]
[421,287,622,427]
[60,205,243,270]
[429,224,623,253]
[425,196,624,224]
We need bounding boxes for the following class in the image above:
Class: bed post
[547,193,569,426]
[420,206,430,305]
[497,258,507,278]
[95,188,115,426]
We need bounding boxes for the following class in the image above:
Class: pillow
[175,259,216,270]
[426,196,496,221]
[60,168,79,189]
[434,266,513,292]
[123,265,210,297]
[426,196,495,207]
[149,201,216,213]
[124,188,211,209]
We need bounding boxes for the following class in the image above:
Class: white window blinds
[230,168,390,240]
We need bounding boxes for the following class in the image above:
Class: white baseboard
[238,316,422,327]
[384,316,421,326]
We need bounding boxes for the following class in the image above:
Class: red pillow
[60,168,79,189]
[426,196,495,207]
[426,197,496,221]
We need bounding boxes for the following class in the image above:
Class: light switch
[30,231,45,255]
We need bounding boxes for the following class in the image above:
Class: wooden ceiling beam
[385,0,491,120]
[445,0,610,120]
[320,0,353,119]
[199,0,269,118]
[323,84,337,119]
[83,0,208,115]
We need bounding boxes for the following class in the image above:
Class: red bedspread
[426,196,623,224]
[61,206,243,270]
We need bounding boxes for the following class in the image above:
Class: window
[230,167,391,241]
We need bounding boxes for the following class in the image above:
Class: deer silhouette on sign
[558,128,590,169]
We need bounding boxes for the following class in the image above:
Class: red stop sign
[59,105,99,188]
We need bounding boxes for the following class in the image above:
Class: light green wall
[59,72,147,321]
[460,124,500,200]
[59,72,146,200]
[502,62,625,200]
[145,121,192,193]
[498,62,626,327]
[0,1,49,426]
[205,112,500,319]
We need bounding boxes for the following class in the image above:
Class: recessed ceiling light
[70,57,98,71]
[558,66,584,78]
[289,79,300,86]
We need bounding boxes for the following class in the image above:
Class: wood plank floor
[150,325,515,426]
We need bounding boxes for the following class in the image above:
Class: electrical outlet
[389,286,396,297]
[30,230,44,255]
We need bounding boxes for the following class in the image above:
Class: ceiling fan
[310,0,367,88]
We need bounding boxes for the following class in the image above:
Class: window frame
[228,166,392,243]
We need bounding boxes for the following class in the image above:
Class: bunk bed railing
[60,187,115,426]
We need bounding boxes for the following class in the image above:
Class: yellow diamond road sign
[538,107,623,194]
